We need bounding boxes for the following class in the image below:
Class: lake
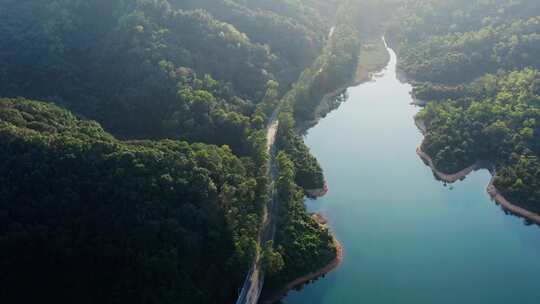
[283,45,540,304]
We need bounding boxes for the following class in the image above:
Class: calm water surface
[283,47,540,304]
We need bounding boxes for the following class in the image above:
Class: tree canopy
[390,0,540,211]
[0,0,350,302]
[0,98,264,303]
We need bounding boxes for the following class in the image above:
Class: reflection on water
[283,46,540,304]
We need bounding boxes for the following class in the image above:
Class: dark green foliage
[0,98,262,303]
[494,154,540,211]
[391,0,540,209]
[265,152,336,289]
[277,110,325,190]
[0,1,349,302]
[389,0,540,84]
[418,70,540,207]
[0,0,320,148]
[170,0,334,84]
[261,241,285,275]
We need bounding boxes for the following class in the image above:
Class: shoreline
[487,180,540,226]
[297,38,391,133]
[305,182,329,199]
[355,38,391,85]
[416,140,540,226]
[262,232,343,304]
[296,82,351,133]
[416,146,482,183]
[264,37,388,302]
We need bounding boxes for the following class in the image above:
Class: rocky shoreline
[487,178,540,226]
[305,182,329,199]
[416,147,482,183]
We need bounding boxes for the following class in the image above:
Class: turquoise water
[283,48,540,304]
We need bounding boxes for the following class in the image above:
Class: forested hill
[389,0,540,84]
[388,0,540,212]
[0,1,345,303]
[0,98,260,303]
[0,0,336,143]
[171,0,336,84]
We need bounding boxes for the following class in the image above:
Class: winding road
[235,109,280,304]
[236,23,338,304]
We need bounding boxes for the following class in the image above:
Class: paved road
[235,110,280,304]
[236,23,338,304]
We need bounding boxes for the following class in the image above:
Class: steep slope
[0,98,264,303]
[0,0,348,303]
[0,0,276,142]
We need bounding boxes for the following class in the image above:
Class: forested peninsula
[387,0,540,216]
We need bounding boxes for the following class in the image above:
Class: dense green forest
[0,0,337,145]
[15,0,540,302]
[276,110,325,191]
[389,0,540,210]
[0,98,262,303]
[0,0,358,303]
[264,152,336,289]
[416,70,540,208]
[171,0,336,85]
[389,0,540,84]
